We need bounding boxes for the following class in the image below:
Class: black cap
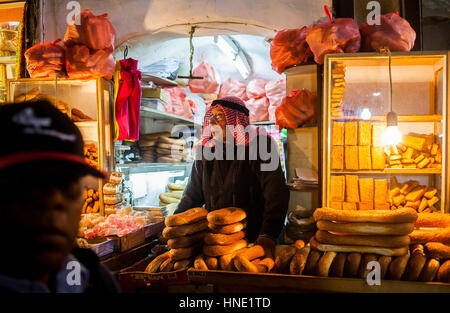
[0,100,105,178]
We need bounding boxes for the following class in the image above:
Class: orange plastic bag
[275,89,317,129]
[64,9,116,52]
[270,27,313,74]
[24,39,65,78]
[359,12,416,52]
[188,60,220,94]
[65,45,115,79]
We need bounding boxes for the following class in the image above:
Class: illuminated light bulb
[383,111,402,146]
[383,125,403,146]
[360,108,371,120]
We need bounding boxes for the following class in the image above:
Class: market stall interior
[7,0,450,293]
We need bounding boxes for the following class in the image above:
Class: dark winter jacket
[176,135,289,242]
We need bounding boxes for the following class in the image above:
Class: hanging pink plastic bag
[265,79,286,121]
[359,12,416,52]
[25,39,66,78]
[270,27,314,74]
[65,45,115,79]
[188,60,220,94]
[64,9,116,52]
[219,78,247,100]
[164,87,194,120]
[306,6,360,64]
[246,78,269,99]
[246,97,270,123]
[275,89,317,129]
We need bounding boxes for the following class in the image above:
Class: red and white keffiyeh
[198,96,265,147]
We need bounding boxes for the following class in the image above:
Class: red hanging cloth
[115,58,142,141]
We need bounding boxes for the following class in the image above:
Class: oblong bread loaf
[313,207,418,224]
[141,132,171,140]
[165,207,208,227]
[414,213,450,228]
[315,230,411,248]
[168,183,186,191]
[316,220,414,236]
[162,220,208,239]
[310,236,408,256]
[207,207,247,225]
[167,230,207,249]
[158,142,184,151]
[169,242,203,261]
[208,220,246,234]
[158,136,186,146]
[203,239,248,257]
[157,156,181,163]
[409,228,450,245]
[204,231,246,245]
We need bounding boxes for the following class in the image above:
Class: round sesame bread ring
[207,207,247,225]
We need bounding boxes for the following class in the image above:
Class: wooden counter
[188,269,450,293]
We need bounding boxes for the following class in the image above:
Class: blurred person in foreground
[176,96,289,258]
[0,100,119,293]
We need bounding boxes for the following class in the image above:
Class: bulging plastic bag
[359,12,416,52]
[163,87,194,120]
[246,78,269,99]
[64,9,116,52]
[219,78,247,100]
[246,97,270,123]
[65,44,115,79]
[265,79,286,121]
[275,89,317,129]
[188,60,220,94]
[306,18,361,64]
[25,39,65,78]
[270,27,314,74]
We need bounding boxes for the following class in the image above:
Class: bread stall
[118,50,450,293]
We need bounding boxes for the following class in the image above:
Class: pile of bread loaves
[103,172,125,215]
[144,206,450,283]
[159,183,186,207]
[145,207,275,274]
[138,132,189,163]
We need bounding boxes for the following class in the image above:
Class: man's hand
[255,235,276,259]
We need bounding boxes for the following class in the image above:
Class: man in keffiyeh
[176,96,289,258]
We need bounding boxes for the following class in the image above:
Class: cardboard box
[372,124,385,147]
[141,87,170,103]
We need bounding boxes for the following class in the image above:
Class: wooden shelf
[331,115,443,122]
[140,106,201,126]
[331,168,442,175]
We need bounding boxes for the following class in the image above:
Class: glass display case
[322,51,448,213]
[7,77,115,215]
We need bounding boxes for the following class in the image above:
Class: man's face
[0,175,84,275]
[209,106,227,142]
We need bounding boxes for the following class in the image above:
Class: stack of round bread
[103,172,126,215]
[285,205,316,244]
[311,207,418,257]
[155,136,188,163]
[159,182,186,207]
[196,207,249,271]
[145,207,208,273]
[139,132,170,163]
